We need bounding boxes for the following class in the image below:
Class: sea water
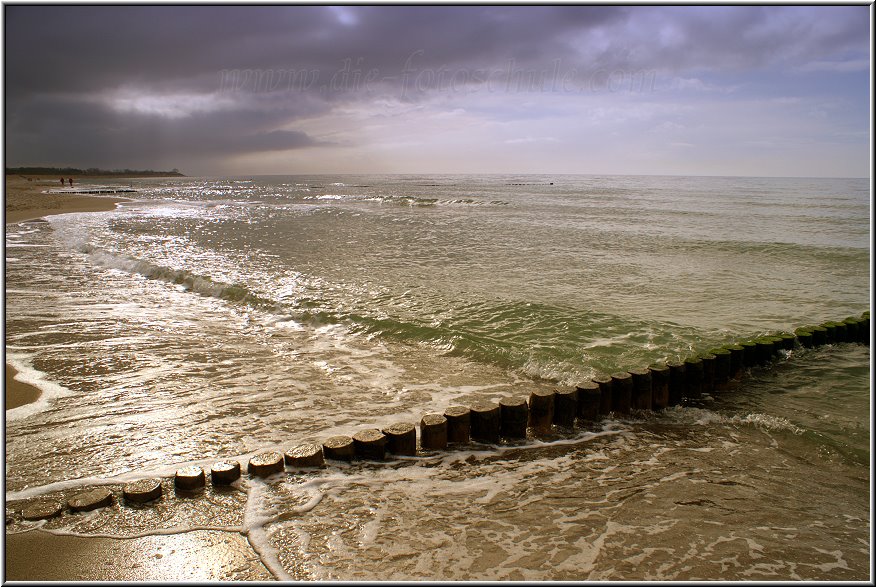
[4,174,870,580]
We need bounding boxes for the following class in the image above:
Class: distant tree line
[6,166,185,177]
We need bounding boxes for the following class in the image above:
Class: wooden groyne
[8,312,869,521]
[47,187,137,194]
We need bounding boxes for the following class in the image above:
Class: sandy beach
[5,174,129,224]
[3,174,275,581]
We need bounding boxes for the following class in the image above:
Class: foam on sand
[5,354,73,421]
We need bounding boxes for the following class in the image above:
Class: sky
[3,5,871,177]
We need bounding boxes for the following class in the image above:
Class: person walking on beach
[60,178,65,186]
[68,178,74,186]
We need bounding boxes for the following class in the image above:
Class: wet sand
[5,364,40,410]
[4,174,276,581]
[4,529,274,581]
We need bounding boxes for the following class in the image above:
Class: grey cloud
[4,5,869,171]
[4,6,335,94]
[6,95,327,168]
[7,6,865,98]
[622,6,870,73]
[4,6,630,96]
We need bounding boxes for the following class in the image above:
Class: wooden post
[284,443,326,468]
[211,461,241,485]
[753,338,775,365]
[648,364,669,409]
[794,328,814,348]
[739,341,758,368]
[629,368,652,410]
[831,321,849,343]
[810,325,828,346]
[381,423,417,456]
[779,333,797,350]
[575,381,601,421]
[22,501,63,521]
[469,403,501,444]
[353,429,387,460]
[499,397,529,439]
[820,321,839,343]
[248,452,285,477]
[709,348,731,390]
[724,344,744,378]
[683,357,703,399]
[699,353,715,394]
[70,487,115,511]
[766,335,785,351]
[859,316,868,344]
[593,376,613,415]
[175,466,206,491]
[856,316,868,344]
[420,414,448,450]
[528,389,554,433]
[553,386,577,427]
[322,435,355,461]
[842,318,860,343]
[122,479,162,504]
[610,372,632,415]
[667,361,685,406]
[444,406,471,444]
[747,338,762,364]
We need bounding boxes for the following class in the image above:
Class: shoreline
[5,174,131,412]
[5,364,41,410]
[4,173,273,581]
[5,174,131,224]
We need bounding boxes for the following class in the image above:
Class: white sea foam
[728,413,804,435]
[36,524,244,540]
[5,353,74,422]
[241,479,294,581]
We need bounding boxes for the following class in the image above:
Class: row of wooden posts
[15,313,869,521]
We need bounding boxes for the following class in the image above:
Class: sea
[4,174,871,580]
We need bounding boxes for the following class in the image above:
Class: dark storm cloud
[4,6,331,94]
[4,5,627,94]
[4,5,869,171]
[6,94,326,168]
[9,5,864,92]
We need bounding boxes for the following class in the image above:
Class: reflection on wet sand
[3,529,273,581]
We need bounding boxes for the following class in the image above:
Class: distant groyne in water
[46,187,138,194]
[7,312,869,522]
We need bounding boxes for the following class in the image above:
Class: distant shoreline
[7,167,184,177]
